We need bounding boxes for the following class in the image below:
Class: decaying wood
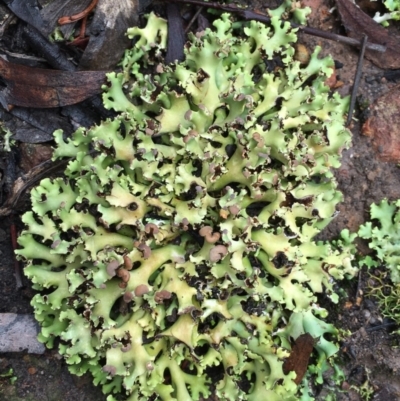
[78,0,139,70]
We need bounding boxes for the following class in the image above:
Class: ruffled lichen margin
[17,5,357,401]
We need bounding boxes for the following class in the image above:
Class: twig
[165,3,185,63]
[366,321,397,332]
[165,0,386,52]
[58,0,98,24]
[21,24,76,72]
[185,6,204,33]
[346,35,368,126]
[10,222,23,289]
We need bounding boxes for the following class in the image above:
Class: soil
[1,0,400,400]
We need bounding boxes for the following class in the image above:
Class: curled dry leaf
[362,84,400,162]
[335,0,400,69]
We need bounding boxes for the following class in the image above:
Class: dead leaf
[6,107,74,143]
[362,84,400,162]
[282,333,314,384]
[19,143,53,173]
[325,66,338,89]
[0,58,107,108]
[335,0,400,69]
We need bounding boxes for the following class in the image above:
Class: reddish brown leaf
[0,58,107,108]
[283,333,315,384]
[19,143,53,173]
[335,0,400,69]
[362,84,400,162]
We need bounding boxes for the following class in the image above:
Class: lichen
[17,6,356,401]
[372,0,400,26]
[358,199,400,283]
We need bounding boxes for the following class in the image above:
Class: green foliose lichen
[17,6,356,401]
[358,199,400,283]
[357,199,400,333]
[372,0,400,26]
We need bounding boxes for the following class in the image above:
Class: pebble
[342,381,350,390]
[0,313,45,354]
[359,327,368,338]
[294,43,310,65]
[365,76,376,84]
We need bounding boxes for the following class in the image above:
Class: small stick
[346,35,368,126]
[165,0,386,52]
[10,222,23,289]
[67,16,90,48]
[185,6,204,33]
[366,321,397,332]
[21,24,76,71]
[78,16,88,39]
[58,0,98,25]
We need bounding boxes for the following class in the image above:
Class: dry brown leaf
[0,58,107,108]
[19,143,53,173]
[335,0,400,69]
[362,84,400,162]
[282,333,315,385]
